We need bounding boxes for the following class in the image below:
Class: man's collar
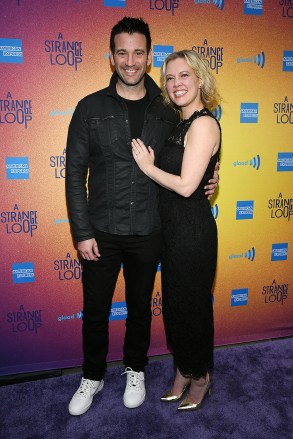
[108,71,161,101]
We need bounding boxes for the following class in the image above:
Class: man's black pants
[82,230,161,381]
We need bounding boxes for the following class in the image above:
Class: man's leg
[122,232,161,408]
[69,232,122,415]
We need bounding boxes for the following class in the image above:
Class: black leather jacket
[66,72,179,241]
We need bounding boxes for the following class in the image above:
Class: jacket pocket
[144,115,176,152]
[88,115,122,148]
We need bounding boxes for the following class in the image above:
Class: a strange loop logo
[152,291,162,316]
[50,148,66,178]
[262,280,288,305]
[279,1,293,18]
[274,96,293,124]
[233,154,260,170]
[229,246,255,261]
[0,92,32,128]
[54,253,82,280]
[236,51,265,69]
[7,305,42,334]
[192,39,223,74]
[150,0,180,16]
[44,33,83,71]
[1,204,38,237]
[194,0,224,11]
[244,0,263,15]
[268,193,293,221]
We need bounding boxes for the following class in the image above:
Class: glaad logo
[1,204,38,237]
[0,38,23,64]
[274,96,293,124]
[192,39,223,74]
[194,0,224,11]
[150,0,180,16]
[7,305,42,334]
[153,45,174,68]
[283,51,293,72]
[104,0,126,7]
[229,247,255,261]
[231,288,248,306]
[262,280,288,305]
[50,108,75,117]
[277,153,293,172]
[109,302,128,321]
[254,51,265,68]
[271,243,288,261]
[0,92,32,128]
[152,291,162,316]
[245,247,256,261]
[268,193,293,221]
[6,157,29,180]
[12,262,35,284]
[236,51,265,69]
[236,201,254,220]
[279,1,293,17]
[50,148,66,178]
[233,155,260,170]
[211,204,219,219]
[57,311,83,322]
[54,253,82,281]
[54,218,69,225]
[44,33,82,71]
[212,105,222,121]
[240,103,258,123]
[244,0,263,15]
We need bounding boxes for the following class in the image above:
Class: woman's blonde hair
[160,50,221,111]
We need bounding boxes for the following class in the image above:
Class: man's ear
[147,48,153,67]
[109,50,115,67]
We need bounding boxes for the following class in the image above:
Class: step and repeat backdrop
[0,0,292,376]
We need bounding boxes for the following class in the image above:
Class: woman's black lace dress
[157,108,220,378]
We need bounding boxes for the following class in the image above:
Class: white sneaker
[68,377,104,416]
[122,367,145,408]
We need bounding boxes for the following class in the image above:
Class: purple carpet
[0,337,292,439]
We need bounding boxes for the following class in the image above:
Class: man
[66,17,218,416]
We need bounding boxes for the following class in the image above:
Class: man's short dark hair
[110,17,151,54]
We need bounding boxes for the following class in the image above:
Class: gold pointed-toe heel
[177,375,212,411]
[160,382,190,403]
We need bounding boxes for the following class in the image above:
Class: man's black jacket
[66,72,179,242]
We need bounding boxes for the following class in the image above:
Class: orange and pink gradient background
[0,0,292,375]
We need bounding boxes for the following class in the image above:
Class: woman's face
[165,57,203,114]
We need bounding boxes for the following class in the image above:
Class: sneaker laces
[122,367,144,391]
[76,378,97,398]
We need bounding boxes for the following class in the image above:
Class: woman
[131,50,221,411]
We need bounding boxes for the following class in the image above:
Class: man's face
[110,32,152,87]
